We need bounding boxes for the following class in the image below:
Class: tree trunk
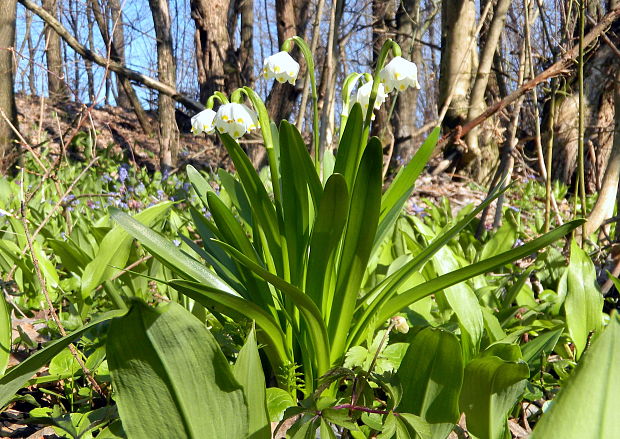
[550,43,619,192]
[42,0,68,101]
[438,0,477,130]
[86,2,95,101]
[391,0,422,168]
[149,0,180,171]
[108,0,132,109]
[190,0,233,103]
[265,0,311,123]
[371,0,396,152]
[585,68,620,237]
[461,0,511,181]
[238,0,254,86]
[0,0,18,173]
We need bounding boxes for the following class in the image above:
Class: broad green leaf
[564,239,604,358]
[218,169,254,227]
[0,290,10,375]
[279,121,312,285]
[82,202,172,299]
[279,120,322,208]
[0,310,124,408]
[330,137,382,363]
[397,327,462,439]
[459,349,529,439]
[167,279,289,369]
[233,327,270,439]
[432,247,483,360]
[107,301,248,439]
[362,220,583,343]
[266,387,295,422]
[110,208,238,296]
[478,210,519,261]
[530,314,620,439]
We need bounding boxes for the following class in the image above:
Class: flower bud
[391,316,409,334]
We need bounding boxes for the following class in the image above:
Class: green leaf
[305,174,349,312]
[233,327,270,439]
[110,208,238,296]
[82,202,172,299]
[530,314,620,439]
[564,239,604,358]
[333,103,364,191]
[0,310,124,409]
[479,210,519,261]
[432,246,483,360]
[186,164,215,206]
[397,327,462,437]
[218,133,282,274]
[375,127,440,253]
[330,137,382,363]
[521,326,563,371]
[107,301,248,439]
[211,241,330,376]
[266,387,295,422]
[279,121,312,285]
[367,220,584,340]
[459,351,529,439]
[167,279,289,369]
[0,290,10,375]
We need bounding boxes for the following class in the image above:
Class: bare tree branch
[18,0,203,112]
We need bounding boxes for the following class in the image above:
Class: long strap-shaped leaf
[110,208,239,297]
[219,133,284,275]
[353,183,509,331]
[305,173,349,317]
[349,219,584,347]
[212,240,331,377]
[373,127,440,255]
[333,103,364,191]
[329,138,382,363]
[168,279,289,369]
[0,310,125,408]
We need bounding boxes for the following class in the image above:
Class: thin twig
[19,202,102,395]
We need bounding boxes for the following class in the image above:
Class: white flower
[262,51,300,85]
[379,56,421,92]
[191,109,216,135]
[352,80,387,118]
[214,103,259,139]
[390,316,409,334]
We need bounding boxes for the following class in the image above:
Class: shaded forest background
[0,0,619,236]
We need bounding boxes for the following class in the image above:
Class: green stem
[284,36,320,171]
[577,0,586,240]
[205,91,229,108]
[362,39,401,144]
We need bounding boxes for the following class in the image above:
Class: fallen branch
[18,0,203,112]
[437,6,620,151]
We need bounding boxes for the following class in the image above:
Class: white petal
[191,109,217,135]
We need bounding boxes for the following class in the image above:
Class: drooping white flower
[352,80,387,118]
[262,51,300,85]
[214,103,259,139]
[191,109,217,135]
[379,56,421,92]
